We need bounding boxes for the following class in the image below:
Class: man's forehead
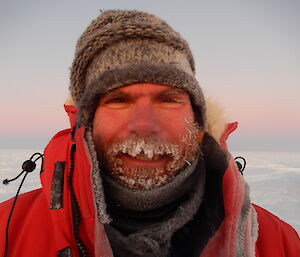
[103,83,188,97]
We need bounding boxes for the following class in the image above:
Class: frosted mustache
[107,136,181,160]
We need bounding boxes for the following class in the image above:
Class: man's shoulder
[1,188,42,205]
[253,204,300,257]
[0,189,45,224]
[253,204,298,235]
[0,189,58,256]
[0,188,52,238]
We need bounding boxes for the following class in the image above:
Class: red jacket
[0,105,299,257]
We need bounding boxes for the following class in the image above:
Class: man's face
[92,83,200,190]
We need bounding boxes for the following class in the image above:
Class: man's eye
[104,97,130,104]
[162,97,183,103]
[108,98,126,103]
[101,97,131,109]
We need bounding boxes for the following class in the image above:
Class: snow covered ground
[0,149,43,203]
[0,149,299,233]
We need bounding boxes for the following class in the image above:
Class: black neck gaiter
[102,155,206,257]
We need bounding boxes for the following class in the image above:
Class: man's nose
[127,99,159,136]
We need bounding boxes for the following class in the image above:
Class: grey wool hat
[70,9,206,128]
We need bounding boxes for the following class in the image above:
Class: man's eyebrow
[102,90,128,98]
[101,87,186,100]
[158,88,186,96]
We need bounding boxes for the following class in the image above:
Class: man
[0,10,299,257]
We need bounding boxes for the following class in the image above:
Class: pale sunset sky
[0,0,299,151]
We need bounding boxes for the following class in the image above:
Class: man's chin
[101,151,195,190]
[105,161,186,190]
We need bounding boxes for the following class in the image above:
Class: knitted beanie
[70,10,206,128]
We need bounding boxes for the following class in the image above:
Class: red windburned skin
[92,83,201,190]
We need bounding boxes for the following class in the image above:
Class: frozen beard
[100,118,200,190]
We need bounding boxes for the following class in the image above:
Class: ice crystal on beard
[181,117,200,145]
[107,137,180,161]
[118,169,170,190]
[104,119,200,190]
